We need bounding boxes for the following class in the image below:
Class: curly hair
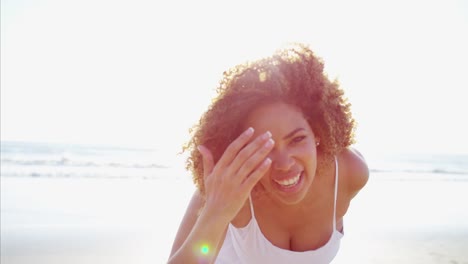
[183,43,355,195]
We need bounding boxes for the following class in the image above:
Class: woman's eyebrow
[283,128,306,140]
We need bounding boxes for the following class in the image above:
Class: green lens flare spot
[200,245,210,255]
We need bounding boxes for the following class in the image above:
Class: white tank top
[215,157,343,264]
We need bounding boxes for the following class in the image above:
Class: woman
[168,43,369,264]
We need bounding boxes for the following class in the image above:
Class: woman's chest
[255,204,338,252]
[252,183,350,251]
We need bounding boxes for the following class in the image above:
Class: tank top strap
[248,194,255,219]
[333,155,339,230]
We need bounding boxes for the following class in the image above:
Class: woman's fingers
[235,136,274,180]
[242,157,272,191]
[200,129,275,222]
[228,131,273,177]
[198,145,214,178]
[216,127,255,169]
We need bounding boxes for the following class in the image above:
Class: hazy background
[2,0,468,157]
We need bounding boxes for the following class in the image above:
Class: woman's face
[243,102,319,205]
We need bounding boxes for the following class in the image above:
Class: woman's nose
[271,150,294,171]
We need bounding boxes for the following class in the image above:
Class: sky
[2,0,468,156]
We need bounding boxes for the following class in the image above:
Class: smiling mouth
[274,172,302,188]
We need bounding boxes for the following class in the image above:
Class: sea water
[1,140,467,181]
[0,141,185,180]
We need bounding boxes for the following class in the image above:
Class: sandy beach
[334,175,468,264]
[1,171,468,264]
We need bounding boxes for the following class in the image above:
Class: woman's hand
[197,127,274,223]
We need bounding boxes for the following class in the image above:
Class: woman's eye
[291,136,306,144]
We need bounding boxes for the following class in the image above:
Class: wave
[1,157,169,169]
[0,171,165,179]
[0,160,175,179]
[370,168,468,175]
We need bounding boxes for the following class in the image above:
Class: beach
[334,175,468,264]
[2,171,468,264]
[1,173,193,264]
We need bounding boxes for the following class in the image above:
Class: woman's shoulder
[337,147,369,199]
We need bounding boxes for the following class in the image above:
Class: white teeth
[275,173,301,187]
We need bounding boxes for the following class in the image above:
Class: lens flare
[200,244,210,255]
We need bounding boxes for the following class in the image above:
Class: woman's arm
[169,190,204,258]
[341,147,369,199]
[168,128,274,264]
[168,190,229,264]
[168,189,230,264]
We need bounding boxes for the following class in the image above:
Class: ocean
[0,141,184,180]
[1,140,467,181]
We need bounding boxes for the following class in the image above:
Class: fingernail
[261,131,272,140]
[245,127,254,136]
[264,138,274,148]
[197,145,204,153]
